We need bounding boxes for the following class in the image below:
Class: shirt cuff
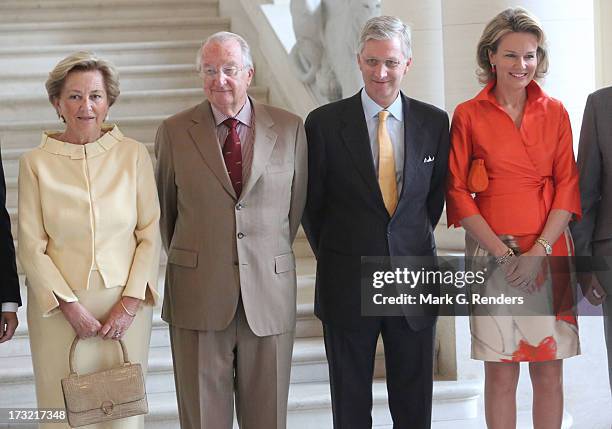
[1,302,18,312]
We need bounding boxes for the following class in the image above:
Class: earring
[491,64,496,73]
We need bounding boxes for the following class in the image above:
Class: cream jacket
[18,125,161,316]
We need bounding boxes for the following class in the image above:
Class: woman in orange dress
[446,7,581,429]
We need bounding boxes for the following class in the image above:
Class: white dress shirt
[360,88,405,193]
[1,302,17,312]
[211,97,255,185]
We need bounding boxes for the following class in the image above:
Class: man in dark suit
[570,86,612,393]
[0,149,21,343]
[303,15,449,429]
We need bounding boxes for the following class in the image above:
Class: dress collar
[39,124,123,159]
[474,79,547,106]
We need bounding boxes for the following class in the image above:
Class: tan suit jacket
[155,99,307,336]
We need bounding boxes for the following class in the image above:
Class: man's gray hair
[358,16,412,60]
[196,31,254,73]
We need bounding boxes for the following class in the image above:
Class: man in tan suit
[155,31,307,428]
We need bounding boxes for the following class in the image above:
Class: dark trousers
[604,293,612,392]
[323,317,435,429]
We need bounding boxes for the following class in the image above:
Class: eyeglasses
[200,65,246,78]
[363,58,405,69]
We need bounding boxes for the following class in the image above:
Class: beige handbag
[61,336,148,428]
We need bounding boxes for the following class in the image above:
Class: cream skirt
[27,271,153,429]
[465,231,580,362]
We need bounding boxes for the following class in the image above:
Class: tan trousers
[169,301,294,429]
[27,271,153,429]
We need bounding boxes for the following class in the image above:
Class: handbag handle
[68,336,130,375]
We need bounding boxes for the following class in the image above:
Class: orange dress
[446,80,582,362]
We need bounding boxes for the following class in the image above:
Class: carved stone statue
[290,0,381,102]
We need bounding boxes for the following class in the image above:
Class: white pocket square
[423,156,435,163]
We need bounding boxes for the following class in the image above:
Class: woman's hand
[503,245,546,292]
[99,297,142,340]
[59,301,102,339]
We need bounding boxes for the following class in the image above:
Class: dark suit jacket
[570,86,612,288]
[303,91,450,331]
[0,151,21,307]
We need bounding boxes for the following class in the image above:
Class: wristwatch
[535,237,552,255]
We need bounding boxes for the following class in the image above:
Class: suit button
[237,232,245,239]
[236,203,244,210]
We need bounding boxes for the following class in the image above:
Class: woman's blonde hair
[476,7,548,84]
[46,51,120,109]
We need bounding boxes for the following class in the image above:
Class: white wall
[441,0,595,145]
[595,0,612,87]
[383,0,446,109]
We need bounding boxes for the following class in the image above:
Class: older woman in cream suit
[18,52,160,429]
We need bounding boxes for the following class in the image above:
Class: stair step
[0,389,180,427]
[8,254,315,298]
[0,40,202,71]
[286,379,482,428]
[0,86,268,127]
[0,380,483,429]
[2,206,313,261]
[0,64,201,95]
[1,141,154,177]
[0,17,229,47]
[0,0,217,23]
[2,271,318,357]
[1,115,171,150]
[0,333,381,391]
[434,218,465,253]
[6,275,314,337]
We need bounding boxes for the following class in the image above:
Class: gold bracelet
[535,237,552,255]
[495,248,515,265]
[120,299,136,317]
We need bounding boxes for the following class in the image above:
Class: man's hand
[59,301,102,339]
[98,297,141,340]
[578,273,607,306]
[0,312,18,343]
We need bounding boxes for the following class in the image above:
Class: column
[382,0,445,108]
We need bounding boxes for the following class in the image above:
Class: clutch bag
[467,158,488,193]
[61,336,148,428]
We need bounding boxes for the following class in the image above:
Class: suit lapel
[400,93,426,198]
[241,100,278,198]
[340,92,385,209]
[187,101,236,198]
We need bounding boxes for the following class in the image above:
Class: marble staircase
[0,1,480,428]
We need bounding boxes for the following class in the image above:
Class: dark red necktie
[222,118,243,197]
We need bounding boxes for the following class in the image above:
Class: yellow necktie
[377,110,398,215]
